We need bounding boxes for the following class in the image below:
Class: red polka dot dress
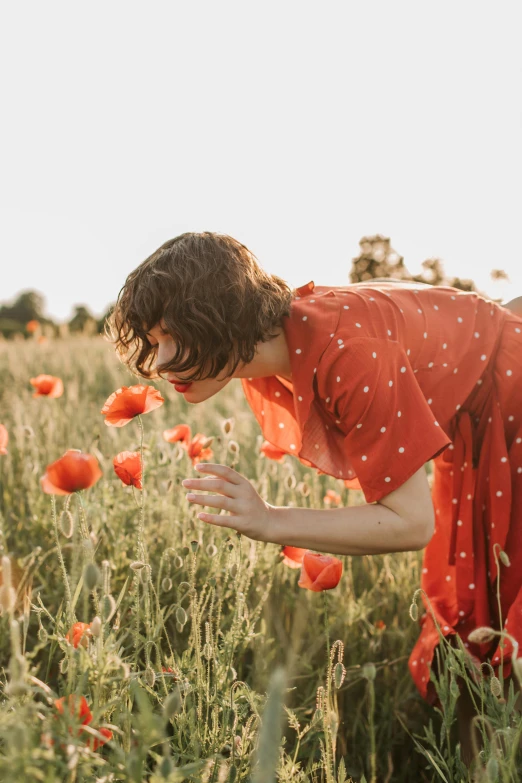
[241,279,522,705]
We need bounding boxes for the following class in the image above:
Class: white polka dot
[335,419,341,424]
[398,447,405,453]
[474,332,480,338]
[356,423,362,429]
[427,399,432,405]
[343,305,349,310]
[457,519,463,526]
[275,391,281,397]
[355,322,361,328]
[515,327,521,333]
[496,490,503,497]
[422,567,428,573]
[384,477,391,482]
[444,626,450,631]
[407,349,411,356]
[361,455,367,461]
[380,427,386,433]
[518,467,522,474]
[442,343,447,349]
[467,494,472,500]
[314,444,319,449]
[424,332,428,339]
[443,363,448,367]
[477,379,483,385]
[387,329,392,336]
[290,444,295,450]
[372,352,377,359]
[451,295,456,300]
[481,354,487,361]
[457,317,463,323]
[452,498,458,504]
[397,411,402,417]
[446,575,451,581]
[456,404,461,411]
[296,348,302,354]
[434,421,439,426]
[508,415,514,422]
[507,369,513,376]
[453,368,458,374]
[412,660,417,666]
[363,386,369,393]
[434,304,439,310]
[418,309,422,314]
[337,338,343,344]
[261,410,265,415]
[517,438,522,444]
[336,376,341,382]
[400,366,406,373]
[389,380,393,387]
[428,362,434,368]
[469,583,475,590]
[278,422,284,428]
[460,552,466,558]
[310,299,315,303]
[459,610,465,616]
[501,456,507,462]
[302,316,308,321]
[330,333,334,337]
[298,396,303,401]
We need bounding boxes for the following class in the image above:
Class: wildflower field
[1,335,522,783]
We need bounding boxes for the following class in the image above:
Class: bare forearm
[262,503,428,556]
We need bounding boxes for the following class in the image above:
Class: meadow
[1,334,521,783]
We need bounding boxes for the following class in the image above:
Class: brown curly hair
[106,232,295,383]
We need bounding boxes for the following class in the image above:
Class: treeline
[0,234,510,340]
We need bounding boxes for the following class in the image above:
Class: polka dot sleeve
[317,337,452,504]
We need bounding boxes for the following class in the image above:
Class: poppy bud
[190,540,199,554]
[176,607,187,626]
[84,563,101,591]
[230,563,239,579]
[144,667,155,688]
[221,418,234,436]
[164,687,182,719]
[101,594,116,622]
[228,440,240,454]
[227,666,237,682]
[486,758,499,781]
[161,577,173,591]
[174,556,184,569]
[499,550,511,567]
[90,617,102,637]
[490,676,502,698]
[175,621,184,634]
[203,643,213,660]
[362,663,376,681]
[130,561,146,571]
[468,626,497,645]
[182,546,190,556]
[38,627,48,643]
[333,662,346,689]
[206,544,218,557]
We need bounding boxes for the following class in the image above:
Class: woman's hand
[181,463,274,542]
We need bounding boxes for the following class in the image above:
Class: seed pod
[174,556,184,569]
[176,607,187,626]
[468,626,497,645]
[175,621,184,634]
[230,563,239,579]
[84,562,101,591]
[221,418,234,436]
[130,561,146,571]
[333,662,346,689]
[59,510,74,539]
[161,577,173,592]
[37,627,48,643]
[59,656,68,674]
[228,765,238,783]
[203,643,213,660]
[139,564,151,584]
[284,474,297,490]
[208,577,217,588]
[90,616,102,637]
[486,757,499,781]
[228,708,237,728]
[228,440,239,454]
[409,602,418,621]
[144,667,156,688]
[101,594,116,622]
[227,666,237,682]
[206,544,218,558]
[163,687,182,719]
[190,540,199,554]
[182,546,190,557]
[362,663,376,681]
[490,676,502,698]
[298,481,310,498]
[499,550,511,567]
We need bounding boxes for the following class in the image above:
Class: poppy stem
[50,494,75,628]
[323,590,334,781]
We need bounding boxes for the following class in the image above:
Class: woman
[110,231,522,764]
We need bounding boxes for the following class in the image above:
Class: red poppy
[54,694,93,727]
[40,450,103,495]
[187,433,214,465]
[323,489,342,506]
[374,620,386,631]
[26,320,39,333]
[0,424,8,456]
[53,695,112,751]
[113,451,142,489]
[281,546,308,569]
[65,622,93,649]
[30,374,64,398]
[101,385,164,427]
[260,441,287,462]
[163,424,192,445]
[298,552,343,592]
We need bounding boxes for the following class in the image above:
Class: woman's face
[145,319,235,403]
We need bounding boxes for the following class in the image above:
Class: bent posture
[110,231,522,766]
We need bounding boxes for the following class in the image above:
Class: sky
[1,2,521,322]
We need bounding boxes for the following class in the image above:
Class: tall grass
[0,335,521,782]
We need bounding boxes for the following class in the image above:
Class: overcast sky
[1,2,520,321]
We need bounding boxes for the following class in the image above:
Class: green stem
[50,494,75,628]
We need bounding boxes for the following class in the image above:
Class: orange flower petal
[65,622,92,649]
[101,385,164,427]
[54,695,93,726]
[163,423,191,444]
[281,546,308,568]
[298,552,343,592]
[30,374,64,398]
[40,450,103,494]
[113,451,142,489]
[260,440,287,462]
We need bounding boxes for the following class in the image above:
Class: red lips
[171,382,193,392]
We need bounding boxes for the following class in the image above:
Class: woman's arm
[264,467,434,556]
[504,296,522,317]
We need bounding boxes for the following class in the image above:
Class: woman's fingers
[186,493,237,513]
[182,478,240,498]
